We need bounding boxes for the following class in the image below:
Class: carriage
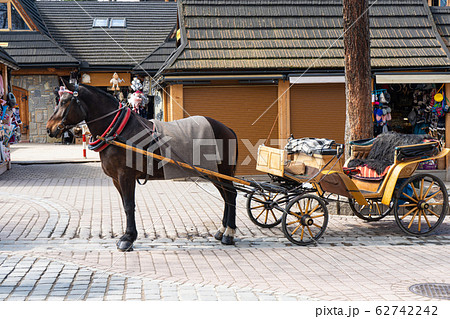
[247,135,449,245]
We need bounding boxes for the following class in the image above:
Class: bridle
[55,84,87,135]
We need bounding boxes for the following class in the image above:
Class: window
[92,18,126,28]
[110,18,126,28]
[0,0,32,31]
[93,18,109,28]
[11,4,28,30]
[0,3,7,29]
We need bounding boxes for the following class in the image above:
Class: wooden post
[3,65,8,95]
[277,79,291,146]
[343,0,372,160]
[445,84,450,179]
[169,84,184,121]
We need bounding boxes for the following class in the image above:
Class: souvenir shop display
[0,85,21,168]
[373,82,450,170]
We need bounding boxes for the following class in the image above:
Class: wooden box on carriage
[256,144,342,178]
[256,145,286,177]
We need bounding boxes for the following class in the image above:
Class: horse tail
[228,126,238,177]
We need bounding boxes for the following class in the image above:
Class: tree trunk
[343,0,372,160]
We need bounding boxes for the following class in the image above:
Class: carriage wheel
[246,191,283,228]
[282,194,328,245]
[348,198,392,222]
[394,174,448,236]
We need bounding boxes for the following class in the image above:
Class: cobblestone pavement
[0,163,449,301]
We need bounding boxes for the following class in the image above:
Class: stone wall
[12,75,59,143]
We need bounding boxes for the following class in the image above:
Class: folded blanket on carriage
[285,137,336,155]
[346,132,435,176]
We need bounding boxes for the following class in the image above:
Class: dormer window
[110,18,126,28]
[92,18,126,28]
[93,18,109,28]
[0,0,32,31]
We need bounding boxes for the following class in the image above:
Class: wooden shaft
[98,137,252,186]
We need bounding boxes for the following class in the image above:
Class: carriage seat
[344,133,440,182]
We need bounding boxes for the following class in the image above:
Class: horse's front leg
[115,174,137,252]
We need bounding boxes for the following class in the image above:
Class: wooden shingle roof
[431,6,450,48]
[0,47,19,70]
[166,0,450,72]
[134,38,177,74]
[36,0,178,69]
[1,31,79,67]
[0,0,78,67]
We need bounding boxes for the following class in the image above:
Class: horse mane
[80,83,120,106]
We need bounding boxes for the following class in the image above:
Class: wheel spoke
[287,219,301,226]
[255,209,266,220]
[305,198,311,214]
[306,225,314,238]
[264,209,269,224]
[399,203,417,207]
[422,210,432,228]
[407,210,419,229]
[291,223,302,236]
[308,204,320,215]
[424,190,442,202]
[400,206,418,220]
[418,210,422,232]
[422,181,435,199]
[312,223,322,229]
[300,227,305,240]
[251,204,265,209]
[311,214,324,219]
[289,211,302,219]
[425,208,440,218]
[270,210,278,222]
[297,202,304,215]
[410,183,419,200]
[401,192,418,203]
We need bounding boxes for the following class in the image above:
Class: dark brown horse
[46,80,238,251]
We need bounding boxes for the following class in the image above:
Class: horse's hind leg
[114,173,138,252]
[213,179,237,245]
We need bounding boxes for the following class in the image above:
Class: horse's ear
[61,78,75,92]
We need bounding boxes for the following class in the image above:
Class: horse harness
[56,84,87,134]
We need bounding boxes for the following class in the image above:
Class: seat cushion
[348,165,391,181]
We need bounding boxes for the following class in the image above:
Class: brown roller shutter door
[291,83,346,143]
[183,85,278,175]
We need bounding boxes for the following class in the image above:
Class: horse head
[46,79,87,138]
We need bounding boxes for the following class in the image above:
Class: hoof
[221,235,235,245]
[117,240,134,252]
[214,230,224,241]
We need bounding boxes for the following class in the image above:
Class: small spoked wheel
[394,174,448,236]
[247,191,283,228]
[282,194,328,245]
[348,198,392,222]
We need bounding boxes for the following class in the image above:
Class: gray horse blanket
[151,116,220,179]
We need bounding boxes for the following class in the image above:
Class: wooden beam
[3,64,8,95]
[277,79,290,145]
[169,84,184,121]
[12,68,73,76]
[445,84,450,175]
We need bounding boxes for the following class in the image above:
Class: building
[1,0,177,142]
[153,0,450,175]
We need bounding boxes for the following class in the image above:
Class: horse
[46,79,238,251]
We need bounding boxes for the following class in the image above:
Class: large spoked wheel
[247,191,283,228]
[394,173,448,236]
[282,194,328,245]
[348,198,392,222]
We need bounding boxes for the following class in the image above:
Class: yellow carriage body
[256,143,449,206]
